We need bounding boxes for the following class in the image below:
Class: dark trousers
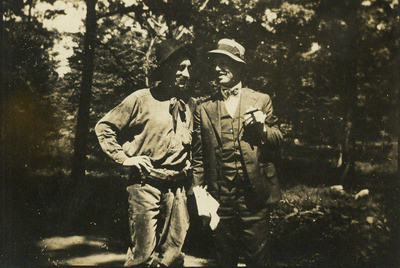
[214,178,271,267]
[124,183,189,267]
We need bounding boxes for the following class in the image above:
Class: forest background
[1,0,399,266]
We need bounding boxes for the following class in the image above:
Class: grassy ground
[1,142,398,266]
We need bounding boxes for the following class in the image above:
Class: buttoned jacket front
[191,87,283,206]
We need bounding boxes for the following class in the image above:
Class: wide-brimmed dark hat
[152,39,196,80]
[208,38,246,64]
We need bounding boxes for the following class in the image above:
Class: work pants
[124,183,189,267]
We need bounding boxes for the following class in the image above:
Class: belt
[140,167,192,190]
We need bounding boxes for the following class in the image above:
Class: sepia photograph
[1,0,399,266]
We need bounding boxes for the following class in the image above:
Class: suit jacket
[191,87,283,206]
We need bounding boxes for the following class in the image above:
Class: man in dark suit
[191,39,283,267]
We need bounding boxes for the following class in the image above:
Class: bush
[269,185,391,266]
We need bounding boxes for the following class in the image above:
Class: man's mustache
[176,76,189,85]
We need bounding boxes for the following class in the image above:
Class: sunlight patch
[37,236,106,250]
[59,253,125,266]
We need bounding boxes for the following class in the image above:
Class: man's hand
[243,107,267,142]
[122,156,154,173]
[243,107,266,127]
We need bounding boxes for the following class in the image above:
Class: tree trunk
[340,109,356,185]
[0,0,4,106]
[339,2,358,188]
[71,0,97,180]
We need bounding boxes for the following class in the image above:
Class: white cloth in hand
[193,186,220,230]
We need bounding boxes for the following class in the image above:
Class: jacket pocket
[260,163,281,204]
[261,163,277,178]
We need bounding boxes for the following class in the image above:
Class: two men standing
[95,38,283,267]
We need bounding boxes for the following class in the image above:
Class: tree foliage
[2,0,60,172]
[5,0,397,174]
[73,0,398,146]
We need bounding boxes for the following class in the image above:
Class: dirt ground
[36,235,221,267]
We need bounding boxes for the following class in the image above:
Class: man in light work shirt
[95,40,195,267]
[191,39,283,267]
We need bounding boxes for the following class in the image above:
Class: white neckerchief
[222,82,242,118]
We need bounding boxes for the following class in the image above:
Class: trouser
[213,176,271,267]
[124,183,189,267]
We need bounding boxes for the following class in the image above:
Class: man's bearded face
[174,58,192,91]
[163,56,192,94]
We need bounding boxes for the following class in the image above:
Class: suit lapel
[203,98,222,146]
[239,88,259,127]
[238,88,261,181]
[203,88,259,146]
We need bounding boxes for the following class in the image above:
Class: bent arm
[95,95,138,164]
[261,95,283,148]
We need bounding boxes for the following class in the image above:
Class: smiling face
[211,54,243,87]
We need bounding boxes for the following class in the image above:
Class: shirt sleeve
[95,94,139,164]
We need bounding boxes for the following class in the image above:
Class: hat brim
[152,43,196,80]
[208,50,246,64]
[159,43,196,67]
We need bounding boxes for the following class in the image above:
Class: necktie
[169,97,186,131]
[220,86,239,100]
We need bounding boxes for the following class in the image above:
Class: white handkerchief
[193,186,220,230]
